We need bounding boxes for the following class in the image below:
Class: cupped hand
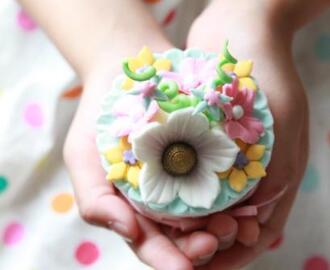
[186,0,310,268]
[63,53,241,269]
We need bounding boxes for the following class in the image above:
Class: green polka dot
[315,34,330,61]
[300,164,320,193]
[0,175,9,194]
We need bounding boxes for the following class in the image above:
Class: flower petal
[246,144,266,161]
[229,168,248,192]
[244,161,266,178]
[239,77,257,91]
[179,167,220,209]
[121,77,134,90]
[225,119,262,144]
[153,58,172,71]
[196,128,239,172]
[139,163,180,204]
[105,146,124,164]
[234,60,253,77]
[144,100,159,121]
[239,116,264,144]
[131,122,167,162]
[217,169,231,179]
[128,58,143,72]
[221,63,235,72]
[127,165,140,188]
[138,46,154,66]
[106,162,128,181]
[166,107,209,141]
[110,117,134,137]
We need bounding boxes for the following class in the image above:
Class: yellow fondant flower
[122,46,172,90]
[218,140,266,192]
[221,59,257,91]
[104,137,142,188]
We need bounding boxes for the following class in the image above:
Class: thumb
[64,133,140,242]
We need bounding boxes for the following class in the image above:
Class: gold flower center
[162,142,197,176]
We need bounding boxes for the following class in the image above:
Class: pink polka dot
[75,241,100,266]
[304,256,330,270]
[24,103,44,128]
[2,222,25,246]
[17,9,37,31]
[162,9,176,26]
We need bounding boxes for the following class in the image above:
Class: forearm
[18,0,171,79]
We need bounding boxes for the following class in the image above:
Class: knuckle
[79,200,98,224]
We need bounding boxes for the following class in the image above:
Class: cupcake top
[96,42,274,218]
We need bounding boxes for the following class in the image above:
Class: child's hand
[186,0,314,268]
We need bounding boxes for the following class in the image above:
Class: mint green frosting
[96,48,274,218]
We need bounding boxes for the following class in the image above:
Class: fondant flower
[122,47,172,90]
[131,108,239,208]
[161,58,217,94]
[192,87,232,121]
[218,140,266,192]
[221,59,257,91]
[222,79,264,144]
[111,95,159,141]
[105,137,142,188]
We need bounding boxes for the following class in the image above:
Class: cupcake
[96,42,274,222]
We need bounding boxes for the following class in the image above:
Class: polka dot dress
[0,0,329,269]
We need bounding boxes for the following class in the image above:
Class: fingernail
[258,203,276,224]
[108,221,133,243]
[194,251,216,266]
[122,236,133,244]
[218,231,236,251]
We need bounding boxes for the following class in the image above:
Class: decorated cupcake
[96,42,274,221]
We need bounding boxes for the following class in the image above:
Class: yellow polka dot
[52,193,74,213]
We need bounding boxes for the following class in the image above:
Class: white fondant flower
[132,108,239,209]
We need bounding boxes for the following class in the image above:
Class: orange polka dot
[162,9,176,26]
[62,85,83,99]
[52,193,74,213]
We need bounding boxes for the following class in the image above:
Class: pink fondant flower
[111,95,159,142]
[222,79,264,144]
[161,58,217,94]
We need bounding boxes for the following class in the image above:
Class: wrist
[81,37,173,92]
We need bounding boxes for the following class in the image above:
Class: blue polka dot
[0,175,9,194]
[315,34,330,61]
[300,164,320,192]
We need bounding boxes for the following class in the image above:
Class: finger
[206,213,238,250]
[64,134,139,241]
[139,212,208,232]
[236,217,260,247]
[199,227,276,270]
[132,214,193,270]
[173,231,218,266]
[169,217,209,232]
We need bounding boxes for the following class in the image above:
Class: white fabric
[0,0,329,269]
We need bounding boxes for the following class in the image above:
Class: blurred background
[0,0,329,269]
